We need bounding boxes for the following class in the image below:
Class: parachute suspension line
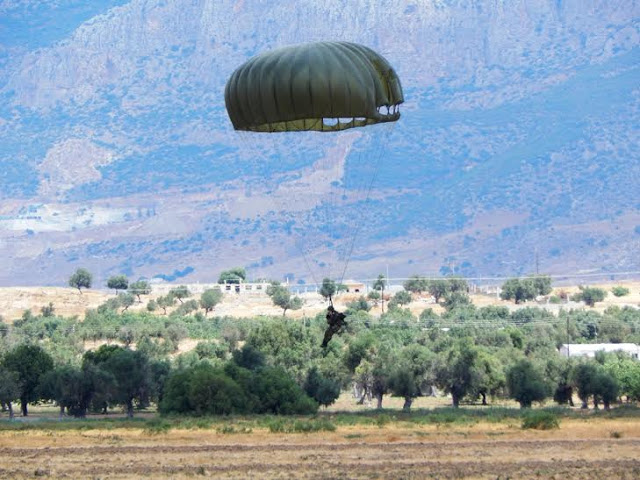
[288,131,351,288]
[338,121,397,286]
[329,132,366,284]
[298,231,323,292]
[243,131,326,291]
[276,134,328,289]
[233,124,397,292]
[325,135,349,283]
[317,128,367,286]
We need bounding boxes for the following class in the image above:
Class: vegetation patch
[266,417,336,433]
[144,417,172,435]
[217,424,253,434]
[521,410,560,430]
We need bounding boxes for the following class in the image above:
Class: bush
[304,367,341,408]
[375,414,392,428]
[346,296,371,313]
[144,418,172,435]
[160,362,317,416]
[217,425,253,434]
[189,367,249,415]
[252,367,318,415]
[611,286,630,297]
[521,411,559,430]
[500,276,551,304]
[266,417,336,433]
[573,286,607,307]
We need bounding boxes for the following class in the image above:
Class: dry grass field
[0,415,639,479]
[0,280,638,323]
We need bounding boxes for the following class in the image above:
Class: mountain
[0,0,638,287]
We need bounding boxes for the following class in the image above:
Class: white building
[559,343,639,359]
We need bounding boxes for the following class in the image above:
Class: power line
[359,271,640,284]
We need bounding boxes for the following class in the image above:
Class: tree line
[1,302,638,418]
[0,269,637,418]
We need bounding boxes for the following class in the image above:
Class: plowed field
[1,418,638,479]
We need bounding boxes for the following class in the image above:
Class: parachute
[225,41,403,132]
[224,41,403,287]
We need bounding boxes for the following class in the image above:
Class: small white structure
[559,343,639,359]
[342,280,366,293]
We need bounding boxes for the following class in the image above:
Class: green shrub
[188,368,249,415]
[521,411,559,430]
[144,418,172,435]
[252,367,318,415]
[217,425,253,434]
[266,417,336,433]
[177,418,213,430]
[572,286,607,307]
[611,286,630,297]
[375,414,392,428]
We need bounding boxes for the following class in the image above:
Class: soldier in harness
[321,304,347,348]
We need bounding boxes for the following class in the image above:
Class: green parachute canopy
[225,41,403,132]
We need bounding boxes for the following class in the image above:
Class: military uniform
[322,306,347,348]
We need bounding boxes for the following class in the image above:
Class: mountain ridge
[0,0,638,286]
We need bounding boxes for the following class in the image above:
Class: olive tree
[388,290,412,309]
[200,288,223,315]
[218,267,246,284]
[427,279,449,303]
[3,344,54,416]
[500,275,552,304]
[128,280,151,302]
[319,278,337,302]
[69,268,92,294]
[604,353,640,401]
[434,339,480,408]
[266,282,303,317]
[0,367,20,418]
[85,346,152,418]
[304,367,341,408]
[156,294,176,315]
[506,360,550,408]
[572,286,607,307]
[403,275,428,294]
[571,361,619,410]
[169,285,191,304]
[39,364,111,418]
[389,344,434,410]
[119,293,136,313]
[107,275,129,294]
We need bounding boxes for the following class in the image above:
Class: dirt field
[0,417,638,479]
[0,280,638,322]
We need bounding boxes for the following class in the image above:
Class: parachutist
[321,305,347,348]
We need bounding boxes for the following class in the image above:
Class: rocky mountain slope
[0,0,638,286]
